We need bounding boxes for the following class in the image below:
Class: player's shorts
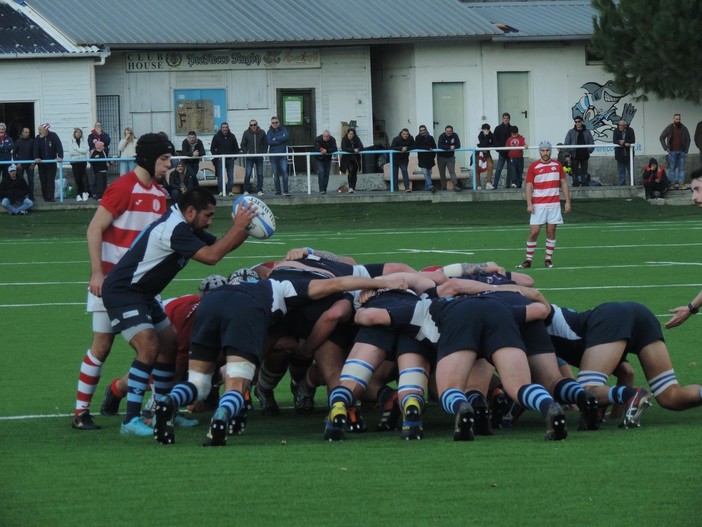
[87,291,115,333]
[105,298,169,342]
[190,291,267,364]
[530,204,563,225]
[584,302,664,355]
[520,320,556,356]
[436,297,525,363]
[354,325,434,362]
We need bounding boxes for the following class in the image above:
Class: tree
[591,0,702,103]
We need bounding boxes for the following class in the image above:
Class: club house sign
[125,49,321,71]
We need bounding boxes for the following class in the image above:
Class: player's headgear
[198,274,228,295]
[136,133,175,177]
[228,268,260,284]
[539,140,552,149]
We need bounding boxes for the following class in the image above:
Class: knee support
[225,360,256,381]
[339,359,375,390]
[648,369,678,397]
[576,370,608,387]
[188,370,213,403]
[398,367,429,397]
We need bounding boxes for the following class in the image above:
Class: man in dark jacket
[180,131,206,180]
[659,114,691,190]
[240,120,267,195]
[415,125,436,192]
[314,130,337,194]
[563,116,594,187]
[613,120,635,186]
[437,125,463,191]
[13,126,35,200]
[210,122,239,196]
[33,123,63,202]
[0,164,32,215]
[0,122,15,181]
[493,113,512,189]
[390,128,415,192]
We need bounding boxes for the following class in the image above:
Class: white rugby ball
[232,195,276,239]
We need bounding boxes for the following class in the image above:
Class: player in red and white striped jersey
[517,141,571,270]
[72,133,174,431]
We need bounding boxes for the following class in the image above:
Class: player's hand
[286,248,309,260]
[527,204,535,214]
[378,275,407,291]
[664,307,691,329]
[564,201,572,213]
[232,200,257,228]
[88,271,105,297]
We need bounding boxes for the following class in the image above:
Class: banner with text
[126,49,321,72]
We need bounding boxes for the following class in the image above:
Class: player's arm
[285,247,357,264]
[441,262,505,278]
[525,181,534,213]
[665,290,702,329]
[298,298,353,358]
[191,203,257,265]
[86,206,115,297]
[560,174,572,213]
[354,307,392,327]
[308,274,407,300]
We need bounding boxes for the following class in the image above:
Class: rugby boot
[453,401,475,441]
[72,409,101,430]
[323,402,347,441]
[545,402,568,441]
[100,380,123,416]
[202,408,228,447]
[400,399,423,440]
[153,395,176,445]
[254,384,280,416]
[377,390,401,432]
[620,388,653,429]
[345,404,367,433]
[576,391,601,431]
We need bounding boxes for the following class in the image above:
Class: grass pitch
[1,200,702,526]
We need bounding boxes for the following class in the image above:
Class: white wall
[1,58,95,146]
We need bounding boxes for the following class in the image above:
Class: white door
[497,72,531,144]
[432,82,466,167]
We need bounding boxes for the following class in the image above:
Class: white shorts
[530,205,563,226]
[86,291,115,333]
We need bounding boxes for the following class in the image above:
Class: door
[497,72,530,144]
[0,101,35,141]
[276,89,315,146]
[432,82,466,167]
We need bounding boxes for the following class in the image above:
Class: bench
[382,154,470,191]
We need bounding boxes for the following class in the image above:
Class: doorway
[497,72,531,144]
[0,102,35,141]
[432,82,466,167]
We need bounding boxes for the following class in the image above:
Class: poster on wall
[283,95,303,126]
[174,89,226,134]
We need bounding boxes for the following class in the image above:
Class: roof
[0,0,102,57]
[464,1,596,41]
[23,0,597,49]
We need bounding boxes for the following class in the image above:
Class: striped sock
[545,238,556,261]
[517,384,554,417]
[257,364,285,392]
[440,388,468,415]
[75,349,103,414]
[171,382,198,408]
[465,389,487,408]
[152,363,175,398]
[124,360,152,423]
[554,378,585,404]
[328,386,354,408]
[525,241,537,261]
[608,386,637,404]
[219,390,245,421]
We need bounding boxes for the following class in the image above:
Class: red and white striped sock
[525,241,537,261]
[545,238,556,261]
[75,350,103,415]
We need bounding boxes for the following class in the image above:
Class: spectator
[33,123,63,202]
[659,114,691,190]
[695,119,702,166]
[240,119,267,196]
[169,159,198,202]
[69,127,90,202]
[340,127,363,193]
[493,113,512,189]
[390,128,415,192]
[152,166,173,203]
[477,123,495,190]
[267,116,290,196]
[13,127,35,200]
[118,127,137,175]
[613,119,635,185]
[642,157,670,200]
[0,164,32,215]
[505,126,526,189]
[211,122,239,197]
[314,130,337,195]
[437,125,463,191]
[90,140,109,199]
[563,116,594,187]
[414,125,436,193]
[0,122,15,181]
[180,130,206,180]
[88,121,111,156]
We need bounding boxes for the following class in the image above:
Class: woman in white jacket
[69,127,90,201]
[118,127,137,175]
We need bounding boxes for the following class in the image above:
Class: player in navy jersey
[546,301,702,427]
[153,273,407,446]
[101,188,256,437]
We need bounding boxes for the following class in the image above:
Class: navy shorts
[584,302,664,355]
[106,298,168,338]
[355,325,434,361]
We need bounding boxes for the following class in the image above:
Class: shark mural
[571,80,637,143]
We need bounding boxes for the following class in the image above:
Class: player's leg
[544,223,557,268]
[436,350,478,441]
[520,224,542,268]
[464,358,495,435]
[639,340,702,411]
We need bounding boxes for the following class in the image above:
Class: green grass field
[2,200,702,526]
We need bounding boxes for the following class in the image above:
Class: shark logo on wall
[571,80,637,142]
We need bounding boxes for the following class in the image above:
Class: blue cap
[539,141,552,149]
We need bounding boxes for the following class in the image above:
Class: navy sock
[124,360,152,423]
[171,382,198,408]
[554,378,585,404]
[440,388,468,415]
[219,390,245,421]
[608,386,638,404]
[152,362,175,398]
[517,384,554,417]
[328,386,354,407]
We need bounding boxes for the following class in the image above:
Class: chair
[287,145,297,177]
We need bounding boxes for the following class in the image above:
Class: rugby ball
[232,195,276,239]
